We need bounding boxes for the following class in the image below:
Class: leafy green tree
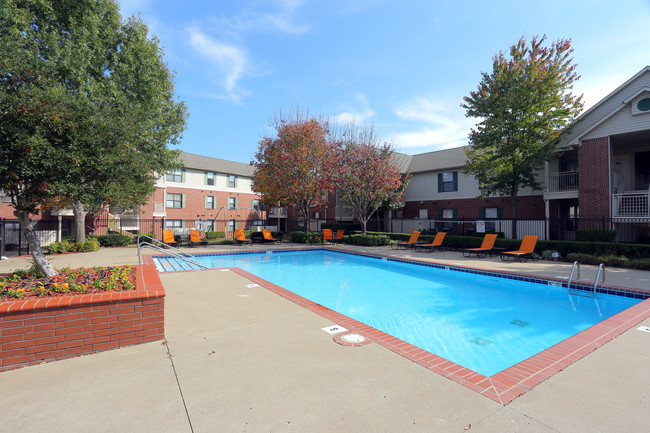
[0,0,186,276]
[461,35,583,238]
[253,109,336,231]
[330,123,406,234]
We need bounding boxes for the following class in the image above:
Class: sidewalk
[1,246,648,432]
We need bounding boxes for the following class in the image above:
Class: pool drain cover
[341,333,366,344]
[471,337,493,346]
[511,319,530,327]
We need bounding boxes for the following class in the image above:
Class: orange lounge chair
[462,234,498,258]
[334,230,344,243]
[501,235,538,262]
[234,229,252,245]
[189,229,207,247]
[262,229,280,243]
[162,230,178,247]
[322,229,334,244]
[391,231,421,250]
[414,232,446,252]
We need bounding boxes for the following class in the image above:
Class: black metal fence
[2,216,649,258]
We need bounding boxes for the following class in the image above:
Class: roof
[557,66,650,147]
[405,146,468,173]
[180,151,255,177]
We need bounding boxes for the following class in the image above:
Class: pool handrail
[137,235,208,269]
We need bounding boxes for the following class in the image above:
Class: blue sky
[117,0,650,163]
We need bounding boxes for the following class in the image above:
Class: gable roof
[180,151,255,177]
[557,66,650,147]
[405,146,467,174]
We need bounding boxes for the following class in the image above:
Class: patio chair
[501,235,539,262]
[462,233,498,258]
[414,232,446,253]
[262,229,280,243]
[322,229,334,244]
[162,230,178,247]
[334,230,344,243]
[234,229,252,245]
[189,230,207,247]
[391,231,421,250]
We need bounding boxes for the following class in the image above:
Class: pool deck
[1,244,649,432]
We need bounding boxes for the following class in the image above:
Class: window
[166,169,184,183]
[438,172,458,192]
[252,220,264,226]
[204,220,215,232]
[228,197,237,209]
[165,219,183,229]
[418,209,428,219]
[479,207,502,232]
[250,179,255,191]
[227,175,237,188]
[227,219,236,232]
[205,172,215,186]
[166,193,184,208]
[438,208,457,230]
[252,199,260,210]
[205,196,215,209]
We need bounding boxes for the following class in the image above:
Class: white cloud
[187,28,249,103]
[220,0,308,35]
[391,98,474,152]
[334,94,375,123]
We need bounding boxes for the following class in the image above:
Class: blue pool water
[155,250,642,376]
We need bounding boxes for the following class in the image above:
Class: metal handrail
[567,261,580,294]
[593,264,606,296]
[137,235,208,269]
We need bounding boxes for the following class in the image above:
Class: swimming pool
[154,249,644,377]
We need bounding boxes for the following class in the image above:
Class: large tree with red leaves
[330,123,406,234]
[253,110,336,231]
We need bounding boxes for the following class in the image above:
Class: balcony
[612,190,650,219]
[545,170,579,199]
[269,206,287,218]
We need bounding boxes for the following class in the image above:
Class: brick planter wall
[0,264,165,372]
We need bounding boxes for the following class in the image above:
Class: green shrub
[344,234,390,246]
[576,229,616,243]
[206,231,225,239]
[89,234,131,247]
[290,231,321,244]
[46,238,100,254]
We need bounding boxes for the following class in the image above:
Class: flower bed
[0,264,165,372]
[0,265,136,301]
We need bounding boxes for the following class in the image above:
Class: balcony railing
[612,191,650,219]
[547,171,579,193]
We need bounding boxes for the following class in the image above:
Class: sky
[116,0,650,164]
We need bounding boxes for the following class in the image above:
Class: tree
[0,0,187,276]
[330,123,405,234]
[461,35,583,238]
[253,109,336,231]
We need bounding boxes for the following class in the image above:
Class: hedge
[343,234,390,246]
[567,253,650,271]
[88,234,131,247]
[206,231,225,239]
[290,231,321,244]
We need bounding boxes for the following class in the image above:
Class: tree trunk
[72,200,87,243]
[511,189,518,239]
[15,210,58,277]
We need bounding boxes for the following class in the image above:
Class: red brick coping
[0,264,165,372]
[146,249,650,404]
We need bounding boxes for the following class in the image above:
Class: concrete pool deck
[1,244,648,432]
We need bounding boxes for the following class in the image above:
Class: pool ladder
[567,261,605,298]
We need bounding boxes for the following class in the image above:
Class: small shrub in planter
[47,238,100,255]
[344,234,390,246]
